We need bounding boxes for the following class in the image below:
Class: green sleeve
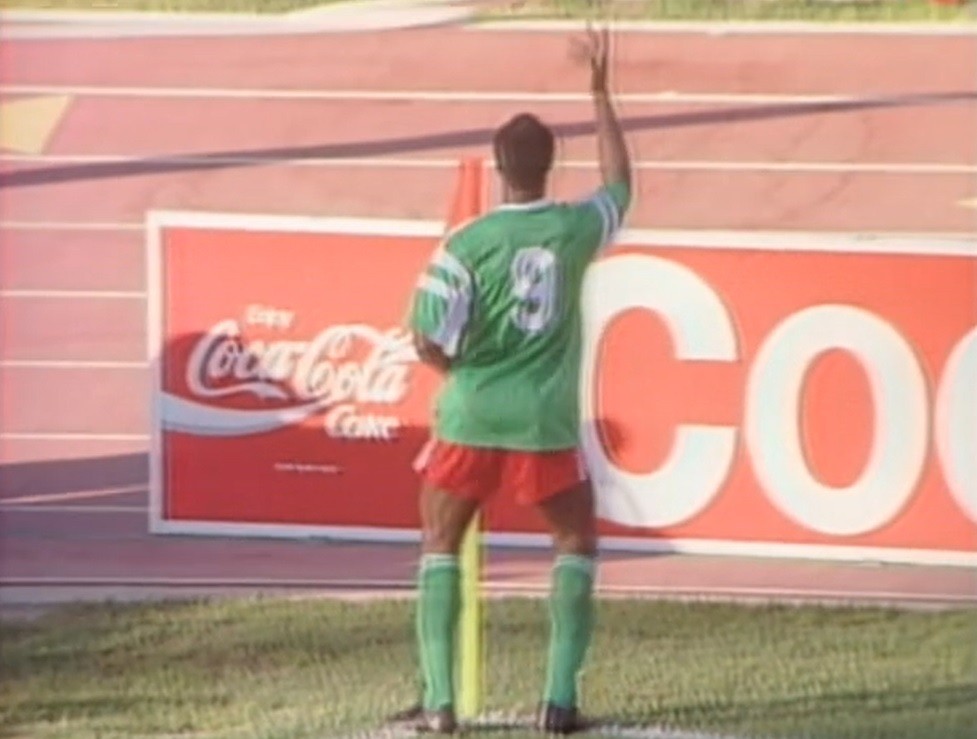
[575,180,632,254]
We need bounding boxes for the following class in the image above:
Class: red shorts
[413,438,587,506]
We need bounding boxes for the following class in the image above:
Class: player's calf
[406,485,481,725]
[535,481,599,724]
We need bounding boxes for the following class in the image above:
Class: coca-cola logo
[161,305,417,441]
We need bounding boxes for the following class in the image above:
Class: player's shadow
[0,328,656,571]
[141,329,440,536]
[1,89,973,189]
[0,330,432,553]
[0,453,147,501]
[415,713,686,736]
[141,334,641,547]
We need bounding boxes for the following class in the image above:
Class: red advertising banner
[148,215,446,537]
[148,214,977,566]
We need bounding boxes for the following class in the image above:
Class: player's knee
[422,531,459,555]
[419,486,478,555]
[421,521,468,554]
[553,528,597,558]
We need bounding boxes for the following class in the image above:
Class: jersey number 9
[510,246,559,336]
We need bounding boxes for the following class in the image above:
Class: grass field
[0,0,973,21]
[482,0,975,22]
[2,596,976,739]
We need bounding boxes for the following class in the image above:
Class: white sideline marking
[0,360,147,369]
[0,221,143,231]
[484,582,977,605]
[0,505,145,513]
[2,220,975,245]
[1,576,972,606]
[1,84,972,107]
[0,486,145,505]
[146,211,447,237]
[147,512,977,568]
[4,152,975,175]
[0,289,145,299]
[0,433,150,441]
[1,223,974,254]
[336,713,751,739]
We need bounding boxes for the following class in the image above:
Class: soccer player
[395,25,631,735]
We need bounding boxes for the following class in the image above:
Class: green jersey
[409,180,631,451]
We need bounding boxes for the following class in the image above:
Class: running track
[1,26,976,611]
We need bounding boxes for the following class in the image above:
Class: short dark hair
[492,113,555,191]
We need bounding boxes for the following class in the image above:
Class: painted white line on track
[0,227,974,253]
[0,433,150,441]
[0,221,143,231]
[4,153,975,175]
[0,487,146,505]
[0,360,147,369]
[0,504,146,514]
[0,289,145,299]
[3,84,973,107]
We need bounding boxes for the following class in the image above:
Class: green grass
[1,596,976,739]
[480,0,975,23]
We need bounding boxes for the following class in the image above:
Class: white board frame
[146,209,977,567]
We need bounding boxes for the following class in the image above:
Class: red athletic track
[1,26,975,610]
[4,31,976,93]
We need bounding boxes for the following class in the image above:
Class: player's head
[493,113,555,197]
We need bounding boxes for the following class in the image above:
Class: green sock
[416,554,461,711]
[543,554,596,709]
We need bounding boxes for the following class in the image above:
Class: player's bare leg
[420,485,482,554]
[534,480,598,734]
[391,486,480,734]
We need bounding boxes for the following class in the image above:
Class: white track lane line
[0,84,973,108]
[4,153,974,175]
[0,85,863,103]
[0,289,145,298]
[0,504,146,513]
[0,487,146,506]
[0,360,147,369]
[0,432,150,441]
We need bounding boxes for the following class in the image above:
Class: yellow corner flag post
[459,512,483,720]
[444,157,487,722]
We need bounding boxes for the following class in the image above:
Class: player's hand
[569,23,610,95]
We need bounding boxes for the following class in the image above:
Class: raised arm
[570,24,633,249]
[581,25,631,190]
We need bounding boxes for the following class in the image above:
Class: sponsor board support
[147,211,977,567]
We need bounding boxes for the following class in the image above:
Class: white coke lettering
[244,304,295,330]
[325,404,400,441]
[187,320,289,401]
[581,251,977,540]
[292,325,412,405]
[185,320,415,410]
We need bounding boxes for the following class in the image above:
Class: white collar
[495,198,553,212]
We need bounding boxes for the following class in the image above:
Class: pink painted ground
[3,30,975,95]
[39,97,974,164]
[2,164,972,230]
[3,505,975,606]
[0,26,975,608]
